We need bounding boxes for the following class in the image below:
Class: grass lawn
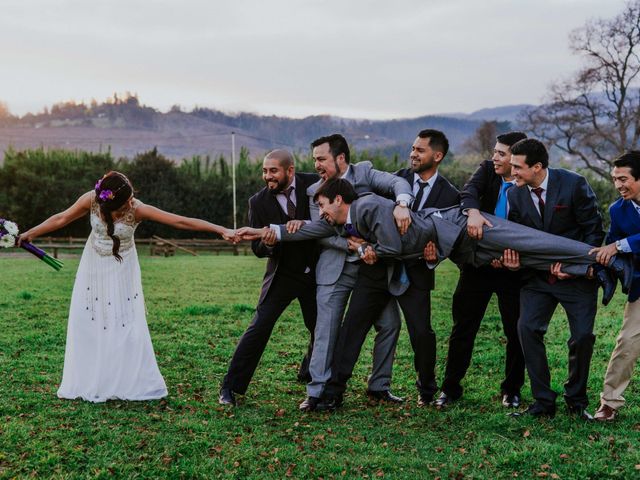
[0,253,639,479]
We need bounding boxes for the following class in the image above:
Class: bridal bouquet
[0,219,64,271]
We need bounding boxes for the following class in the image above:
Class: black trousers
[222,270,316,394]
[517,275,597,409]
[442,265,525,398]
[325,262,437,399]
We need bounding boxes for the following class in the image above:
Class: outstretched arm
[135,204,236,241]
[19,191,93,243]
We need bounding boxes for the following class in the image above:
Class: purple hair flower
[99,189,115,201]
[95,178,103,190]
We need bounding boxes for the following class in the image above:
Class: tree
[524,1,640,179]
[462,121,499,158]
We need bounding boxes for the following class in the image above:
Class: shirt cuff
[269,224,282,241]
[619,238,632,253]
[396,193,413,204]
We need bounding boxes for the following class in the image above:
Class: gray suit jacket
[306,161,413,285]
[279,194,464,294]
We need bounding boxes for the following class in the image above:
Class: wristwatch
[615,240,623,252]
[395,200,409,208]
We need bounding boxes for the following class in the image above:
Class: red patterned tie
[532,187,545,221]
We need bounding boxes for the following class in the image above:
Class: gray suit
[304,161,413,398]
[280,194,600,286]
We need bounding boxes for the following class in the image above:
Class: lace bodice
[89,194,141,256]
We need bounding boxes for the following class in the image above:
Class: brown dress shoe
[594,404,617,422]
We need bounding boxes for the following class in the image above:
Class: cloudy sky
[0,0,629,119]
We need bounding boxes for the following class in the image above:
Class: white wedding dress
[57,195,167,402]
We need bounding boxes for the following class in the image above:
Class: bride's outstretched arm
[135,204,237,242]
[19,192,93,244]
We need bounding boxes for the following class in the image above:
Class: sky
[0,0,630,120]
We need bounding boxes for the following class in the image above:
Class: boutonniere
[554,205,569,211]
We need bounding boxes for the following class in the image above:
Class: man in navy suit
[507,139,604,419]
[436,131,527,409]
[219,149,319,406]
[591,151,640,421]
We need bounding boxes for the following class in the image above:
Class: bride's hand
[17,231,35,246]
[220,228,239,243]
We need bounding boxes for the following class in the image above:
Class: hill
[0,95,524,161]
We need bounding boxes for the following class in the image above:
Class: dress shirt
[274,178,297,215]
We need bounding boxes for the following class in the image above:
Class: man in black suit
[436,131,527,409]
[219,149,319,406]
[391,129,459,405]
[507,139,604,419]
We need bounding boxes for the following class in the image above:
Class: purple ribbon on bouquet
[20,241,64,271]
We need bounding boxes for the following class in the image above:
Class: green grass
[0,254,639,479]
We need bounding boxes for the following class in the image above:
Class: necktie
[532,187,545,221]
[283,186,296,219]
[494,182,513,219]
[412,181,429,212]
[344,223,361,238]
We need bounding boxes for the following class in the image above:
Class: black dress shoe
[610,255,633,294]
[594,265,617,306]
[502,394,521,408]
[299,396,320,412]
[366,390,405,404]
[218,388,236,406]
[417,393,433,407]
[434,392,457,409]
[509,402,555,418]
[567,405,594,421]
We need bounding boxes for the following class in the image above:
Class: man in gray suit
[292,134,414,411]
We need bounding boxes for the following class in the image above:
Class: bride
[19,171,236,402]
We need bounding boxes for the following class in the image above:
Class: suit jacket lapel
[543,169,560,231]
[424,176,443,209]
[349,199,368,240]
[293,175,308,219]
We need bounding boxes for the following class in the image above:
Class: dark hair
[313,177,358,204]
[614,151,640,180]
[496,131,527,147]
[510,138,549,168]
[417,129,449,157]
[95,171,133,261]
[311,133,351,164]
[265,149,294,169]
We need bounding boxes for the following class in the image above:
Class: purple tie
[344,223,361,238]
[283,186,296,219]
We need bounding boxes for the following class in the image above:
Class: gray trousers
[307,261,401,398]
[446,212,594,275]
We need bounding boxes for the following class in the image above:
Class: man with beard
[293,133,413,411]
[393,129,459,405]
[219,149,319,406]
